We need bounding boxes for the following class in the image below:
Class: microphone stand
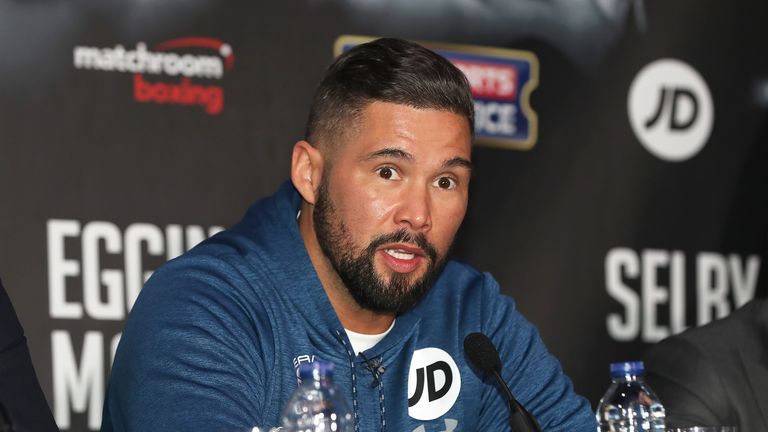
[463,332,542,432]
[491,370,541,432]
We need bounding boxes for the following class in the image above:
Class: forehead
[339,101,472,158]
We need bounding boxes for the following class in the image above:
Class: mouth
[383,249,416,260]
[378,243,426,273]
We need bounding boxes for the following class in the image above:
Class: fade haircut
[304,38,474,153]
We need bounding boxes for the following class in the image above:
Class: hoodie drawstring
[335,329,388,432]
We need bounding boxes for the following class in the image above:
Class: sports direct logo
[73,37,234,115]
[335,35,539,150]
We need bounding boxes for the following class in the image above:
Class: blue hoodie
[102,181,596,431]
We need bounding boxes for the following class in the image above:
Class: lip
[377,243,426,274]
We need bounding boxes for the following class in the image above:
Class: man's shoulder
[149,231,259,288]
[117,226,284,368]
[417,259,516,327]
[131,227,284,324]
[643,299,767,397]
[0,280,24,352]
[436,259,504,300]
[656,298,766,354]
[440,259,489,285]
[144,182,303,296]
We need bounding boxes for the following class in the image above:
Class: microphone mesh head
[464,332,502,374]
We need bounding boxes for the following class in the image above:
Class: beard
[313,179,446,314]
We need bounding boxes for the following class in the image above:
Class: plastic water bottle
[280,360,354,432]
[596,361,666,432]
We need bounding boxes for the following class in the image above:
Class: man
[102,38,594,431]
[0,279,59,432]
[644,298,768,431]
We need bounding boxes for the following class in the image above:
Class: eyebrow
[443,157,473,172]
[365,148,414,162]
[364,147,472,172]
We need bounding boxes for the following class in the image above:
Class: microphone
[464,333,542,432]
[358,351,385,387]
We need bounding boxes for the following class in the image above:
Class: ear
[291,140,325,205]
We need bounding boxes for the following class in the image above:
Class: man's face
[313,101,472,314]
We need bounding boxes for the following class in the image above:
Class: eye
[434,176,457,190]
[376,166,401,180]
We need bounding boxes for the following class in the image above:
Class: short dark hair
[305,38,474,151]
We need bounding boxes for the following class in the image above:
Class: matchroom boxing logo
[73,37,235,115]
[628,59,714,162]
[335,35,539,150]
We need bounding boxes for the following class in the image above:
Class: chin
[378,266,426,284]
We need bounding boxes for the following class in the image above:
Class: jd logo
[407,348,461,421]
[408,361,452,406]
[628,59,714,162]
[645,88,698,131]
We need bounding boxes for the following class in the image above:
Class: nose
[394,183,432,232]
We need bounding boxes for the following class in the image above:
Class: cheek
[330,176,394,232]
[363,189,395,221]
[341,172,398,222]
[431,196,468,249]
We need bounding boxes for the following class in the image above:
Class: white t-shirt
[345,319,396,354]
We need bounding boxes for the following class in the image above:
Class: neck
[298,202,396,334]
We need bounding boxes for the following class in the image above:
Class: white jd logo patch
[407,347,461,420]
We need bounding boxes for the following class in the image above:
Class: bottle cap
[609,361,645,377]
[298,360,335,380]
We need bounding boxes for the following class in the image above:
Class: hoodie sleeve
[101,255,277,432]
[476,273,597,431]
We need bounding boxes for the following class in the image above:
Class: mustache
[366,228,438,262]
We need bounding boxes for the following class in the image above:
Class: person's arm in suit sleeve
[0,279,59,432]
[644,335,730,427]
